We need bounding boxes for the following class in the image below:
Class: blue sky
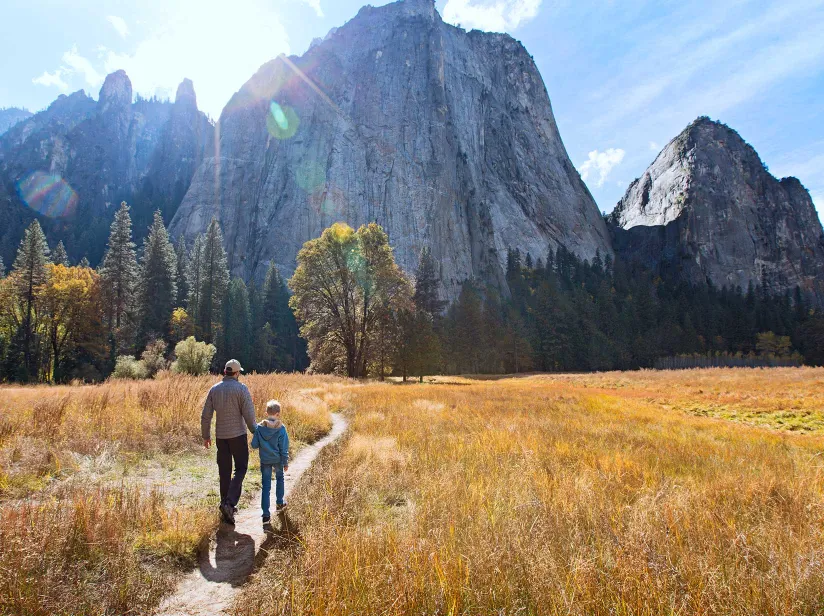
[1,0,822,220]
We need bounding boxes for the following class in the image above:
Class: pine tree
[136,211,178,344]
[175,236,190,307]
[99,202,139,332]
[221,278,252,366]
[12,220,50,381]
[186,234,205,331]
[0,256,5,278]
[412,247,446,317]
[52,241,69,266]
[79,256,90,268]
[196,218,229,344]
[258,263,286,368]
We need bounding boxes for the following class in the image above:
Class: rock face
[0,72,212,265]
[0,108,33,136]
[610,117,824,305]
[170,0,611,296]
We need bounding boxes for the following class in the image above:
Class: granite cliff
[0,72,212,265]
[170,0,611,296]
[610,117,824,305]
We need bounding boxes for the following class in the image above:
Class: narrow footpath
[155,413,348,616]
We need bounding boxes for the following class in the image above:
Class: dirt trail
[155,413,348,616]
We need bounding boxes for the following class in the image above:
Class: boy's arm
[280,430,290,466]
[200,389,214,446]
[251,428,260,450]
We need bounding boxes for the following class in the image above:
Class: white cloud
[649,141,659,151]
[107,15,130,39]
[32,70,69,91]
[300,0,324,18]
[34,0,290,118]
[579,148,625,187]
[62,46,104,87]
[442,0,541,32]
[103,0,290,117]
[591,0,824,128]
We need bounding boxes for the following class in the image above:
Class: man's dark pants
[216,435,248,508]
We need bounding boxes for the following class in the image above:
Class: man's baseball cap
[225,359,244,374]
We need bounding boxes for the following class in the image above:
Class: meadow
[2,368,824,615]
[0,372,340,615]
[237,369,824,616]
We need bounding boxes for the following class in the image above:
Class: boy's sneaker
[276,503,287,513]
[220,502,235,525]
[262,515,273,532]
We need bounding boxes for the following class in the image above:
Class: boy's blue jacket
[251,418,289,466]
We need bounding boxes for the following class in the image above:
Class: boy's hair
[266,400,282,415]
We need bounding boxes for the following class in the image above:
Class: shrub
[141,339,168,377]
[171,336,216,376]
[112,355,148,380]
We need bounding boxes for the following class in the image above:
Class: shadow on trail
[198,523,256,586]
[254,510,303,573]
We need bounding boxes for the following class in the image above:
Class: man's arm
[241,386,257,434]
[201,389,214,446]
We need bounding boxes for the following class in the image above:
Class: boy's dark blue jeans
[260,464,284,518]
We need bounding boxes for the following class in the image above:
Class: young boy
[251,399,290,525]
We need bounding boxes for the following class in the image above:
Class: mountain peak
[98,70,133,112]
[400,0,436,18]
[171,0,610,296]
[175,78,197,107]
[612,118,824,305]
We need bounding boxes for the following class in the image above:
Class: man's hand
[204,439,211,449]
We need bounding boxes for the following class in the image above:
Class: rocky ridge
[0,72,212,265]
[610,117,824,305]
[0,107,33,136]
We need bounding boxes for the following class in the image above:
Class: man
[201,359,257,525]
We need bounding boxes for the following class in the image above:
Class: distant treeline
[438,246,824,373]
[1,212,822,384]
[0,203,305,383]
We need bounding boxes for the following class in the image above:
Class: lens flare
[296,161,326,192]
[267,101,299,140]
[16,171,79,218]
[309,186,347,219]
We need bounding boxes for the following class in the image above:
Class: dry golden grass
[527,367,824,432]
[238,370,824,616]
[0,372,343,615]
[0,373,338,497]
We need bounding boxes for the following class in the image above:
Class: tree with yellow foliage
[40,264,106,382]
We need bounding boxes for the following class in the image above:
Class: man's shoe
[220,502,236,525]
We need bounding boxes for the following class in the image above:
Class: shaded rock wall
[611,118,824,306]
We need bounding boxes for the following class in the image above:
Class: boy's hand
[284,465,289,472]
[204,439,211,449]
